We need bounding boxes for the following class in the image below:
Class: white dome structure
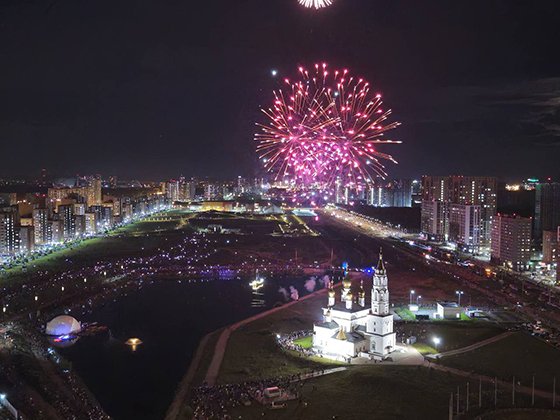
[45,315,82,336]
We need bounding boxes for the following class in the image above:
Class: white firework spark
[298,0,334,10]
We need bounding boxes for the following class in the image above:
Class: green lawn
[395,307,416,321]
[293,335,313,349]
[439,332,560,390]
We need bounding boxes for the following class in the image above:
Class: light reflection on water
[58,274,319,420]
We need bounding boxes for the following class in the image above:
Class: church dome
[45,315,82,336]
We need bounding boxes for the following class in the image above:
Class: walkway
[427,331,513,360]
[204,286,332,385]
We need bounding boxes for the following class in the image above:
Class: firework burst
[255,63,401,191]
[298,0,333,9]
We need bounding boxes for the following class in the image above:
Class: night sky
[1,0,559,181]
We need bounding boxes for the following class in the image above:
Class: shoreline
[163,281,334,420]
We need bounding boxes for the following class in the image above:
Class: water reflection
[58,275,314,420]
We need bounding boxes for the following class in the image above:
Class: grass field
[397,321,503,353]
[217,291,337,384]
[293,335,313,349]
[229,366,512,420]
[0,212,190,287]
[438,332,560,390]
[217,288,509,386]
[394,307,415,321]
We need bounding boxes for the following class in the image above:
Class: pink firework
[255,63,401,189]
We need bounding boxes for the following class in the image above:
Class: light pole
[410,290,415,305]
[456,290,464,306]
[433,336,441,350]
[416,295,422,306]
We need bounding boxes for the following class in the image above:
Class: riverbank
[164,280,341,420]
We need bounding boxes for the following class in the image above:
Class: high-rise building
[449,204,481,250]
[74,215,86,236]
[91,178,102,206]
[18,226,34,252]
[204,183,218,200]
[491,214,532,271]
[368,179,412,207]
[421,200,449,241]
[368,185,392,207]
[0,210,18,254]
[73,203,86,216]
[166,180,181,202]
[32,208,49,245]
[48,219,63,243]
[422,176,497,242]
[542,229,558,264]
[84,212,97,235]
[534,182,560,242]
[58,204,75,240]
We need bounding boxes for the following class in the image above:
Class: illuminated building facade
[421,200,449,241]
[422,175,497,243]
[542,229,558,264]
[491,214,532,271]
[449,204,481,250]
[0,210,18,254]
[32,208,49,245]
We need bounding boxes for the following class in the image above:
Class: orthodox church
[313,251,396,361]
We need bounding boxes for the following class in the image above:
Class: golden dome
[328,288,336,298]
[336,327,347,341]
[342,275,351,288]
[345,291,353,301]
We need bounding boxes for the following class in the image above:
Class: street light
[416,295,422,306]
[433,337,441,350]
[456,290,464,306]
[410,290,415,305]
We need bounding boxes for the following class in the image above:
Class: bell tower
[371,249,390,315]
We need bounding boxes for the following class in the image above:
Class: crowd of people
[190,370,324,419]
[276,330,316,357]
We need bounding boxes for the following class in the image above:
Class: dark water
[59,275,321,420]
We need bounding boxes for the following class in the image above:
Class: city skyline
[1,1,560,180]
[1,3,560,419]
